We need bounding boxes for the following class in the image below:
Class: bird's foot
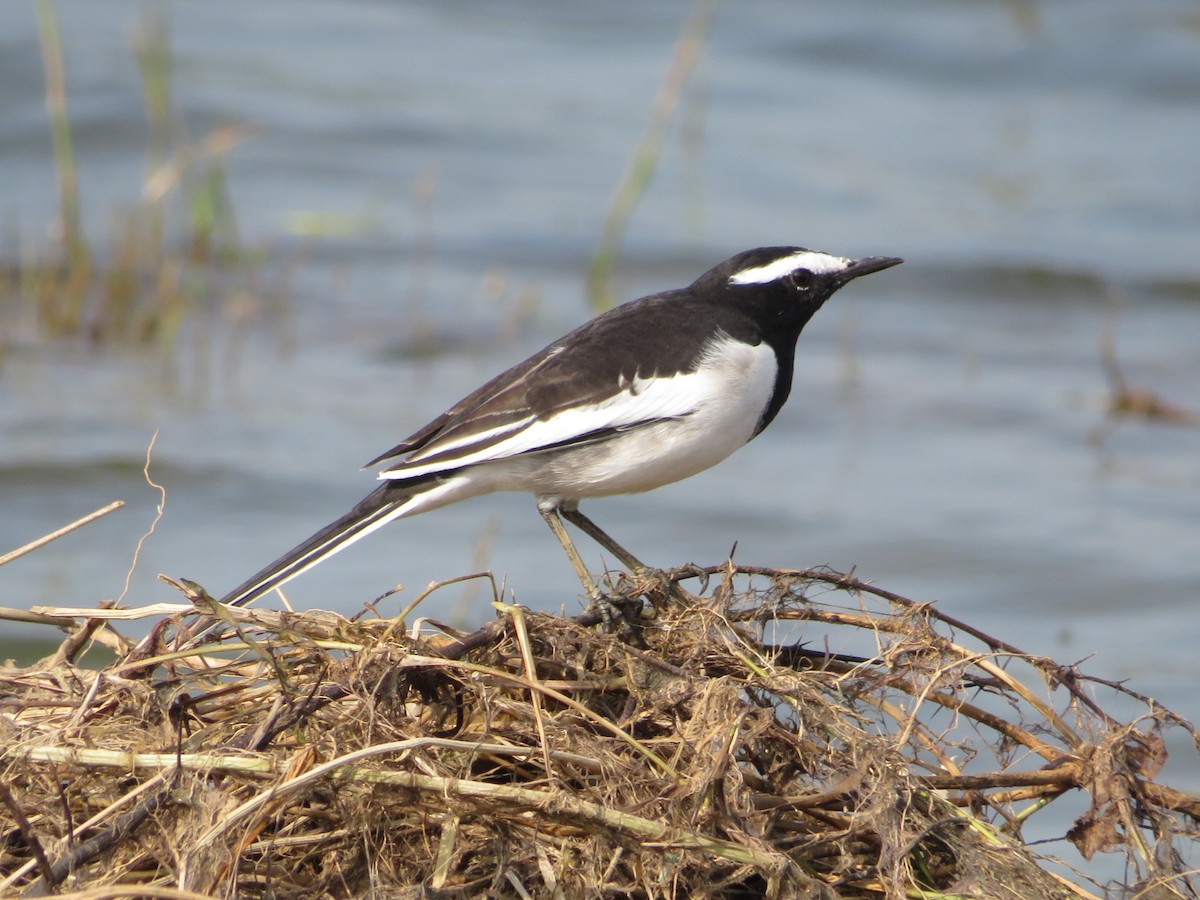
[617,564,689,609]
[581,593,646,643]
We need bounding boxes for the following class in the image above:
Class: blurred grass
[587,0,717,311]
[2,2,262,351]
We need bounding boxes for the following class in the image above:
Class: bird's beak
[836,256,904,284]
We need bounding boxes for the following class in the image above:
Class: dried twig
[2,563,1197,897]
[0,501,124,567]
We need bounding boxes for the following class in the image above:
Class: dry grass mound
[2,564,1199,898]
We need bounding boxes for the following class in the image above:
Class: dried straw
[2,564,1198,898]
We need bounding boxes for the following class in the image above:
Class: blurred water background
[1,0,1198,879]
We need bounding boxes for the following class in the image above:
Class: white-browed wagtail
[212,247,902,619]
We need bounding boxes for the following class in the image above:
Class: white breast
[519,334,779,500]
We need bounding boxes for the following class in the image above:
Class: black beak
[836,256,904,284]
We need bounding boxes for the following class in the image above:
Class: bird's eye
[787,269,815,290]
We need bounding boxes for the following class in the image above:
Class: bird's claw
[584,594,646,642]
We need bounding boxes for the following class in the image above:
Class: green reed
[6,2,257,350]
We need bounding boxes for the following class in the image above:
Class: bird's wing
[362,364,535,468]
[373,292,744,481]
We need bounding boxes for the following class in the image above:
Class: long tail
[218,481,421,610]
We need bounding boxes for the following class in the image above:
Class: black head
[695,246,903,332]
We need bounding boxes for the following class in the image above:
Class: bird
[210,246,902,622]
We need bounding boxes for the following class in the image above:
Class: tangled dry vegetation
[2,564,1199,899]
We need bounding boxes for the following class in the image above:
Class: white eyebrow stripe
[729,250,851,285]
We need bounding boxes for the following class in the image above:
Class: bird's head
[701,246,903,328]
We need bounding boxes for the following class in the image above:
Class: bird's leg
[537,499,647,636]
[537,500,605,602]
[561,505,686,607]
[559,507,646,571]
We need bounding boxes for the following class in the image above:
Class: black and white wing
[368,291,759,483]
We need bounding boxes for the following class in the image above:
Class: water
[2,0,1198,886]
